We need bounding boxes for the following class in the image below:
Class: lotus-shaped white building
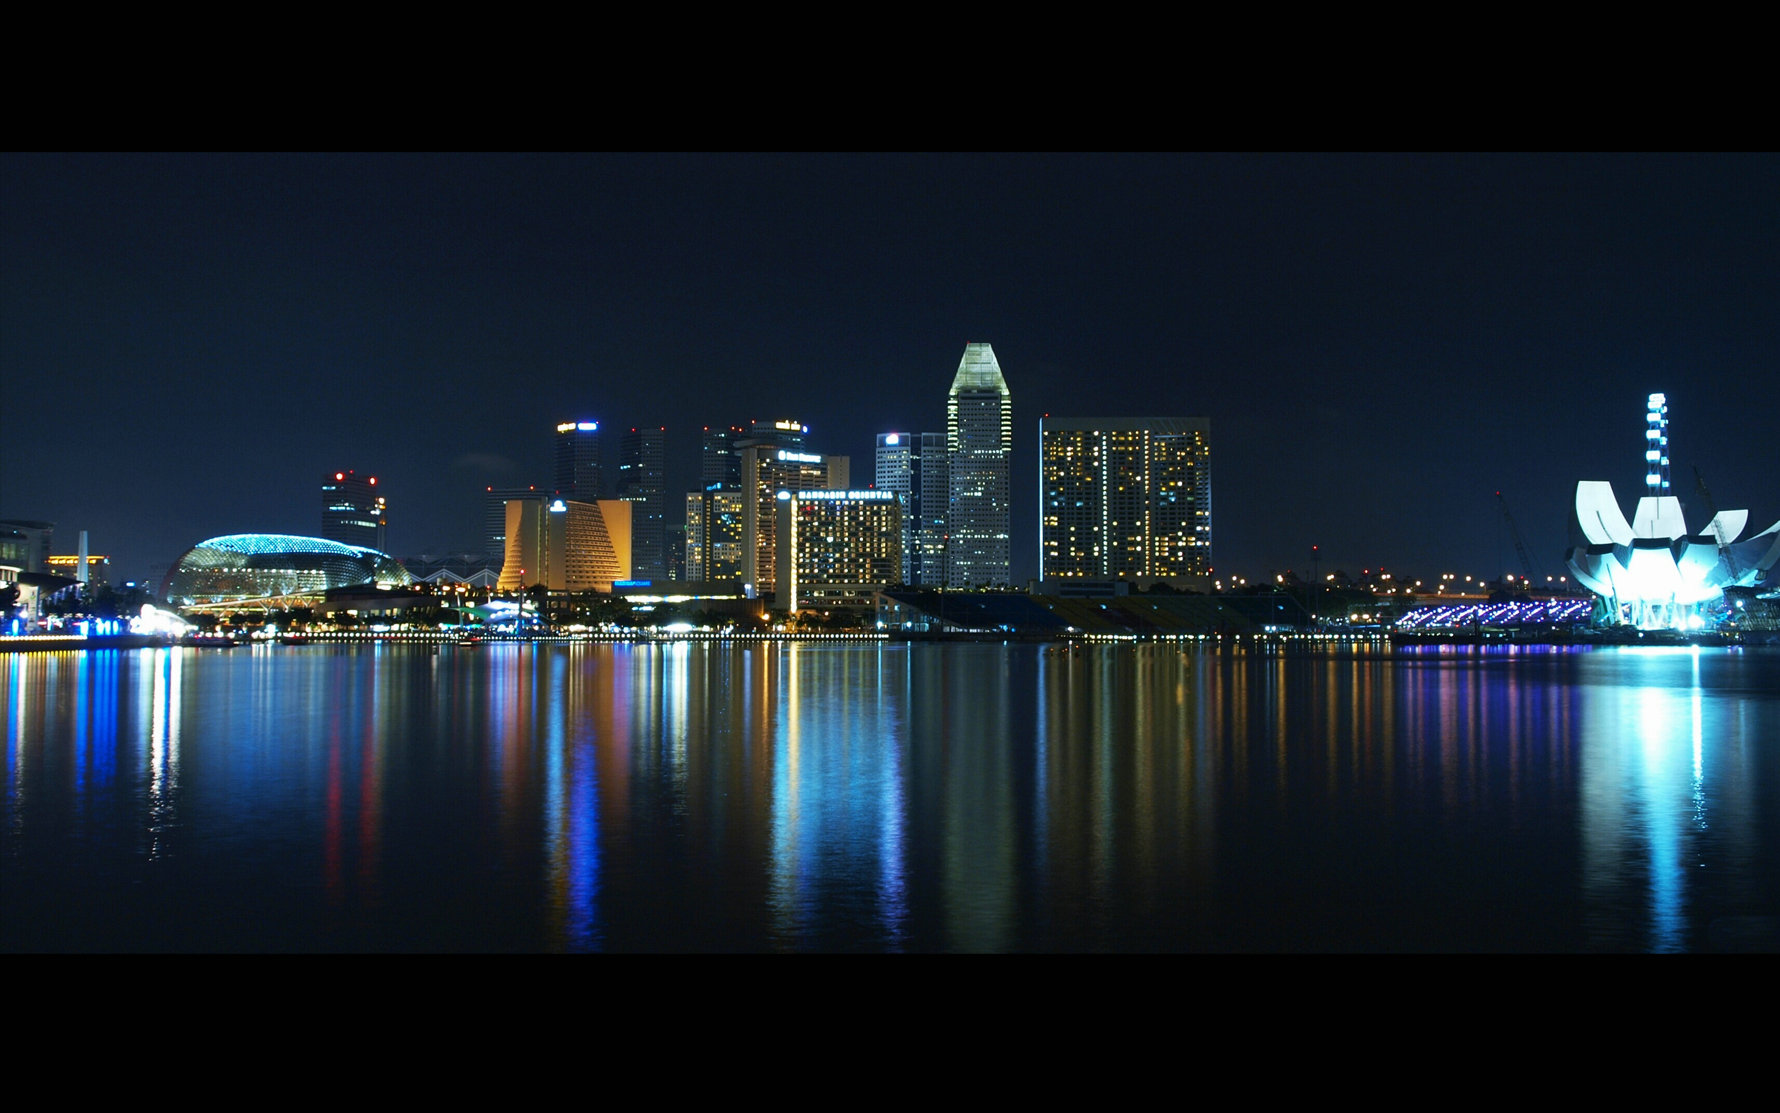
[1565,394,1780,630]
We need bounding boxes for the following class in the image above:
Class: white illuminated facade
[1565,393,1780,630]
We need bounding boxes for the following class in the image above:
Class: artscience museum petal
[1562,394,1777,631]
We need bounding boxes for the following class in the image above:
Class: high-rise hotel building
[946,343,1012,589]
[775,489,902,611]
[322,470,387,552]
[1039,417,1212,586]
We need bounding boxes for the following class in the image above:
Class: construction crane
[1693,465,1741,579]
[1496,491,1539,584]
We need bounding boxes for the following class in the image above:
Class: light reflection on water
[4,641,1778,952]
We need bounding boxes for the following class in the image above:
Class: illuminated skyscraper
[1039,417,1212,583]
[321,470,387,552]
[554,420,602,500]
[876,431,947,586]
[946,343,1011,589]
[618,426,666,581]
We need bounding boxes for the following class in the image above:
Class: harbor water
[5,640,1778,952]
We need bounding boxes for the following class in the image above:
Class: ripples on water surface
[5,641,1778,952]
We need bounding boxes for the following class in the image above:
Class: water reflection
[1572,646,1770,952]
[3,642,1778,951]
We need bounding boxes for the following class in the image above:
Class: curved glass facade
[162,534,413,607]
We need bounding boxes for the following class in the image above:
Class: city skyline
[4,153,1777,588]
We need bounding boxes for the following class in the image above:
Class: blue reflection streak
[91,650,118,792]
[875,647,908,950]
[543,650,568,945]
[767,646,802,942]
[1691,650,1705,833]
[1033,650,1051,912]
[146,648,182,861]
[73,653,87,799]
[542,648,602,951]
[4,656,22,827]
[567,709,601,952]
[1634,666,1685,952]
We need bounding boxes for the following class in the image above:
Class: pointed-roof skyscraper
[945,342,1012,589]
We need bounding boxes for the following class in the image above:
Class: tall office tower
[946,342,1012,589]
[876,432,947,585]
[554,420,603,500]
[485,485,542,559]
[775,489,902,611]
[700,425,748,487]
[497,495,632,593]
[916,432,949,585]
[739,442,841,598]
[684,485,748,584]
[617,426,667,582]
[322,470,387,552]
[877,433,913,583]
[1039,417,1212,583]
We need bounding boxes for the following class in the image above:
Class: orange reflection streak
[1274,654,1288,801]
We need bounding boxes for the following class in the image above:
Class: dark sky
[4,152,1776,588]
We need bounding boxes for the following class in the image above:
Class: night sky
[4,153,1776,589]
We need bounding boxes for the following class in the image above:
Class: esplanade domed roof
[162,533,413,607]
